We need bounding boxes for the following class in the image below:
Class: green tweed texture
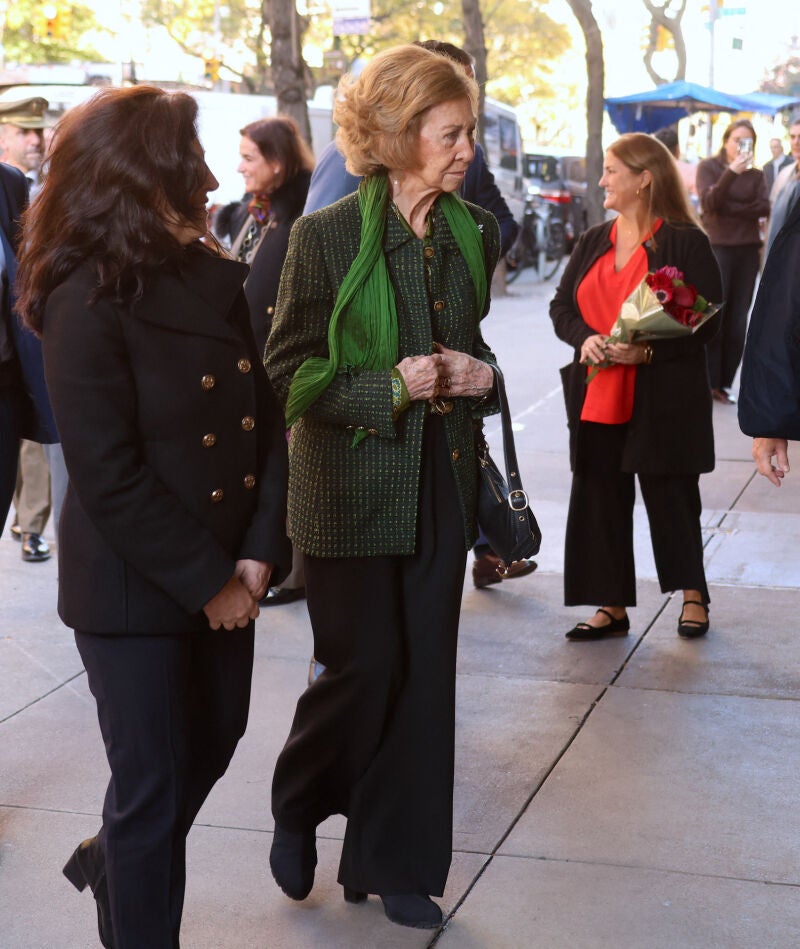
[264,192,501,558]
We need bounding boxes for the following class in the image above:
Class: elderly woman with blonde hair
[264,44,501,929]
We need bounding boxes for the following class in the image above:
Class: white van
[481,96,526,222]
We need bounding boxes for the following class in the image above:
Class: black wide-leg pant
[271,416,467,897]
[708,243,761,392]
[76,625,255,949]
[564,421,709,607]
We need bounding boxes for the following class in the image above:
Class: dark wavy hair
[239,115,315,182]
[17,85,214,333]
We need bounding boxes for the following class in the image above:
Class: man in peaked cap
[0,96,61,561]
[0,97,49,181]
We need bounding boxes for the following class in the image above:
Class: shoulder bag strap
[491,365,529,511]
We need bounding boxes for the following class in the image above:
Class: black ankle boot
[380,894,443,929]
[269,823,317,900]
[63,836,114,948]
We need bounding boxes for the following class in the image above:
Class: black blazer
[550,219,723,475]
[228,170,311,358]
[0,162,58,442]
[41,246,291,635]
[764,154,793,193]
[738,192,800,440]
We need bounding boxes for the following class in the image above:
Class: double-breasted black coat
[550,219,723,475]
[41,245,291,635]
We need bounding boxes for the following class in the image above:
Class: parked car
[521,151,588,252]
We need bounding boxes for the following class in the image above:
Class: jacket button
[241,416,255,431]
[267,306,275,315]
[202,433,217,448]
[243,473,256,489]
[368,428,378,435]
[201,374,216,391]
[423,246,435,259]
[433,300,445,312]
[237,358,252,373]
[210,488,224,503]
[452,449,461,461]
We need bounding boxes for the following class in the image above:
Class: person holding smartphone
[696,119,769,404]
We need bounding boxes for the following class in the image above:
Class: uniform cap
[0,97,50,129]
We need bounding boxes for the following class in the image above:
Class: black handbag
[475,366,542,566]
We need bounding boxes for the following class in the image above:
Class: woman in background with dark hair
[227,116,315,358]
[16,85,290,947]
[696,119,769,403]
[227,116,314,606]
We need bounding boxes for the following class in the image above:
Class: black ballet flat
[566,608,630,641]
[63,836,114,949]
[380,894,443,929]
[342,885,367,904]
[269,823,317,900]
[678,600,709,639]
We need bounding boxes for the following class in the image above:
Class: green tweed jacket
[264,190,501,558]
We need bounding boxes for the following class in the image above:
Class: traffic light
[41,3,62,39]
[203,55,221,83]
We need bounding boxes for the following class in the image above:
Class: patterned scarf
[285,174,487,446]
[247,191,271,224]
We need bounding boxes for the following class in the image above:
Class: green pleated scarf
[285,173,487,445]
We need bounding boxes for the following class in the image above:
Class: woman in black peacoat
[16,87,290,948]
[550,133,722,643]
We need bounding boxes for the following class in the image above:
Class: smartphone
[738,138,753,157]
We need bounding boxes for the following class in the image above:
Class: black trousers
[708,243,761,391]
[76,625,255,949]
[0,382,23,533]
[271,417,467,897]
[564,422,709,607]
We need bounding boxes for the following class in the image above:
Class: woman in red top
[550,133,722,641]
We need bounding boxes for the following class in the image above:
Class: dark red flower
[671,283,698,308]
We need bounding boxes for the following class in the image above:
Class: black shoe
[260,586,306,606]
[21,532,50,562]
[380,894,443,929]
[63,837,114,948]
[678,600,709,639]
[10,524,21,541]
[566,608,629,641]
[269,823,317,900]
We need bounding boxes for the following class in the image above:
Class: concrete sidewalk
[2,266,799,948]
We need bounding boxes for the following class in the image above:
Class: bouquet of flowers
[585,266,722,382]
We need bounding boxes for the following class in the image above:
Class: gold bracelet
[643,345,654,365]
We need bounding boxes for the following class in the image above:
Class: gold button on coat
[237,358,252,373]
[266,306,275,315]
[243,473,256,489]
[423,246,435,259]
[433,300,445,312]
[202,433,217,448]
[452,449,461,461]
[241,416,255,431]
[210,488,224,503]
[201,374,216,391]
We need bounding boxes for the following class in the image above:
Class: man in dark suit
[0,120,58,534]
[763,136,793,193]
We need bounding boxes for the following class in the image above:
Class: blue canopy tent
[605,80,800,134]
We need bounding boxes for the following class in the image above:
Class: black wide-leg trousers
[564,421,709,607]
[76,625,255,948]
[271,416,467,897]
[708,243,761,391]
